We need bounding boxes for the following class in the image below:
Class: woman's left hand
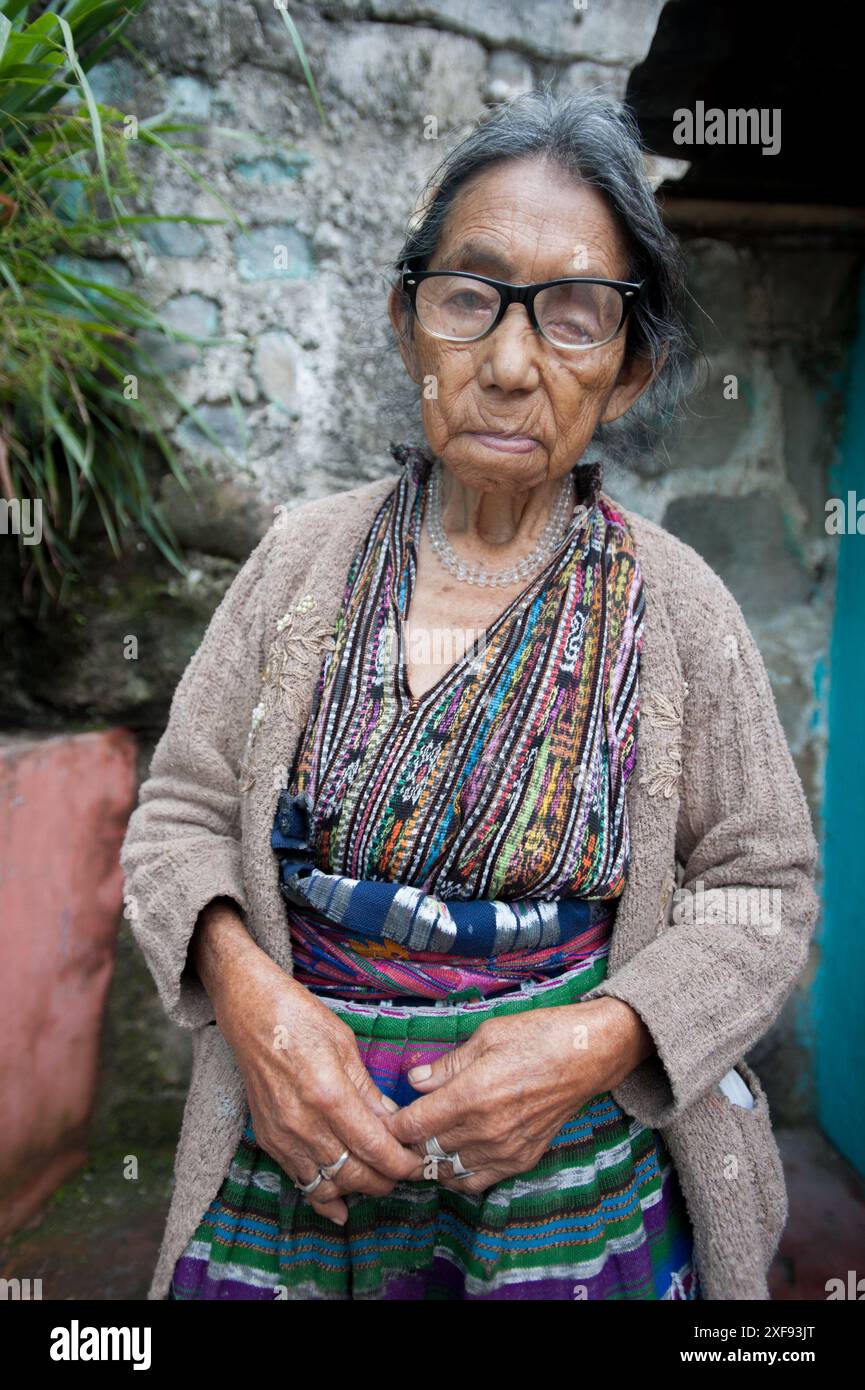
[385,998,654,1194]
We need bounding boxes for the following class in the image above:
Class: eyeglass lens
[414,275,625,348]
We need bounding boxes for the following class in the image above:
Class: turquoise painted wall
[815,267,865,1178]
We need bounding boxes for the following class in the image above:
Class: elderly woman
[121,90,819,1302]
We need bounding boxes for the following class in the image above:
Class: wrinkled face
[389,155,656,494]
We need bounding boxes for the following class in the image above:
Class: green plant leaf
[273,3,328,127]
[0,13,13,60]
[0,254,25,301]
[55,16,120,231]
[0,0,323,609]
[136,126,242,224]
[0,2,35,25]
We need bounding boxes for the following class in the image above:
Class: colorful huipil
[170,445,701,1301]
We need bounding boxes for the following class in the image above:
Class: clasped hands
[223,960,653,1225]
[382,996,654,1202]
[197,909,655,1229]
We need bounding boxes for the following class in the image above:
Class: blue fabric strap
[272,790,613,959]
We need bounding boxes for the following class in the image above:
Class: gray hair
[387,85,703,492]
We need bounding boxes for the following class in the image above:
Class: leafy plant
[0,0,325,614]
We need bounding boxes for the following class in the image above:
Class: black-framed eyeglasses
[401,261,643,351]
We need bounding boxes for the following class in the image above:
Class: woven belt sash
[271,790,617,1000]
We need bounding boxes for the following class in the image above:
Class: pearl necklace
[425,459,579,588]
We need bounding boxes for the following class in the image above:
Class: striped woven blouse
[279,443,645,998]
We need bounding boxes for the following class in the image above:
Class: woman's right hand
[191,901,423,1225]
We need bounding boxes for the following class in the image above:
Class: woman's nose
[480,303,542,391]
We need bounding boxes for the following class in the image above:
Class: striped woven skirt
[169,958,701,1301]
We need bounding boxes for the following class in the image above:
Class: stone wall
[3,0,853,1138]
[1,0,680,735]
[614,237,857,1120]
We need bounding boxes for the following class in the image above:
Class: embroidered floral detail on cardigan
[640,749,683,799]
[635,685,690,925]
[644,685,689,731]
[239,594,336,792]
[639,681,690,799]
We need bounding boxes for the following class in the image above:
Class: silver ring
[424,1136,454,1163]
[293,1168,323,1195]
[319,1148,350,1181]
[448,1151,476,1180]
[425,1136,475,1179]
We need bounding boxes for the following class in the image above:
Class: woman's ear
[388,285,422,384]
[600,342,668,426]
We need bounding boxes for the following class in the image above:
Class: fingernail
[331,1213,347,1226]
[408,1064,431,1082]
[380,1095,399,1112]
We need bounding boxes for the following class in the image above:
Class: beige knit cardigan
[120,471,820,1301]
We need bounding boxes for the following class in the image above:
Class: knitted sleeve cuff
[580,972,680,1129]
[130,842,250,1030]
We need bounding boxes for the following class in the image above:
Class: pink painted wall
[0,728,138,1237]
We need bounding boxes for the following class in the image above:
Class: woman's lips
[469,432,540,454]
